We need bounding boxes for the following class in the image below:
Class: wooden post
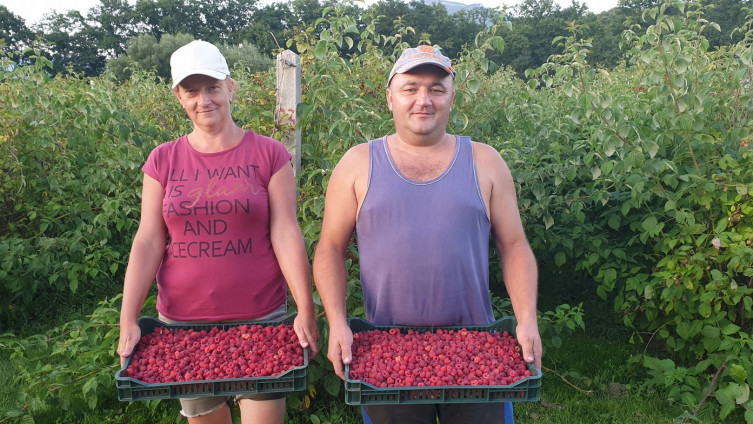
[275,50,301,176]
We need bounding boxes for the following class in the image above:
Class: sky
[2,0,619,27]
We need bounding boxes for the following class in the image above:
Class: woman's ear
[226,77,236,100]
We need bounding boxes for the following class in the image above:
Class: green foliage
[519,1,753,421]
[106,33,194,82]
[221,42,275,75]
[0,5,35,51]
[107,33,274,83]
[0,296,122,418]
[0,47,150,328]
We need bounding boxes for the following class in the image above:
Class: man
[313,45,541,424]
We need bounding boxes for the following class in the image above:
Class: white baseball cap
[170,40,230,89]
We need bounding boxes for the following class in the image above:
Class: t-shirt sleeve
[142,149,159,183]
[141,143,169,187]
[266,136,293,177]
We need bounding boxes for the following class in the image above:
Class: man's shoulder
[339,141,371,164]
[469,140,511,182]
[469,140,503,160]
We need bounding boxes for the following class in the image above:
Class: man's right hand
[327,323,354,380]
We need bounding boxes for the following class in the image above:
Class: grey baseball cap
[388,45,456,86]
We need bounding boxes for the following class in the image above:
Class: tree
[219,42,275,74]
[577,9,628,69]
[36,10,108,76]
[131,0,203,41]
[700,0,748,48]
[0,6,36,51]
[617,0,663,10]
[492,0,573,77]
[234,3,296,53]
[106,33,272,82]
[517,0,561,19]
[106,32,194,82]
[88,0,140,57]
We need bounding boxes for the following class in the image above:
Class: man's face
[387,65,455,142]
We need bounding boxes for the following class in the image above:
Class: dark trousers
[363,403,507,424]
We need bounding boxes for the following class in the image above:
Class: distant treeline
[0,0,749,79]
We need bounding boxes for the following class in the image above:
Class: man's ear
[386,88,393,111]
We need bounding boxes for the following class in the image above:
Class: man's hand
[327,323,354,380]
[515,321,542,369]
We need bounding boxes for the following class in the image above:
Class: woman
[117,40,319,424]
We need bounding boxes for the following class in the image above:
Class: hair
[172,76,236,94]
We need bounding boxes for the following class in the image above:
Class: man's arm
[475,143,542,369]
[312,144,368,379]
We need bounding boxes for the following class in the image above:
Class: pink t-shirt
[142,131,292,321]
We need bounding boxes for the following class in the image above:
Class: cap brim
[388,62,455,86]
[172,69,229,89]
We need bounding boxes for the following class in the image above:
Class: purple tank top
[355,136,495,326]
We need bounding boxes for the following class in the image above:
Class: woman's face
[173,74,234,130]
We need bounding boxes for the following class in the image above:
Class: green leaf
[467,78,481,94]
[698,302,711,318]
[323,374,342,398]
[644,356,675,373]
[701,326,720,339]
[492,37,505,54]
[608,215,621,230]
[715,217,728,234]
[554,251,566,267]
[644,285,654,300]
[716,383,750,405]
[721,323,741,335]
[314,40,328,60]
[729,364,748,383]
[641,216,658,232]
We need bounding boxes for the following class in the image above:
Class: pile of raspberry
[349,328,531,388]
[124,323,304,383]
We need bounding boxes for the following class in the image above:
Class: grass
[0,283,692,424]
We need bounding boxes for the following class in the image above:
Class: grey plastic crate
[116,314,308,401]
[344,317,541,405]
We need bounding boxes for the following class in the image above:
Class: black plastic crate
[344,317,541,405]
[116,314,308,401]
